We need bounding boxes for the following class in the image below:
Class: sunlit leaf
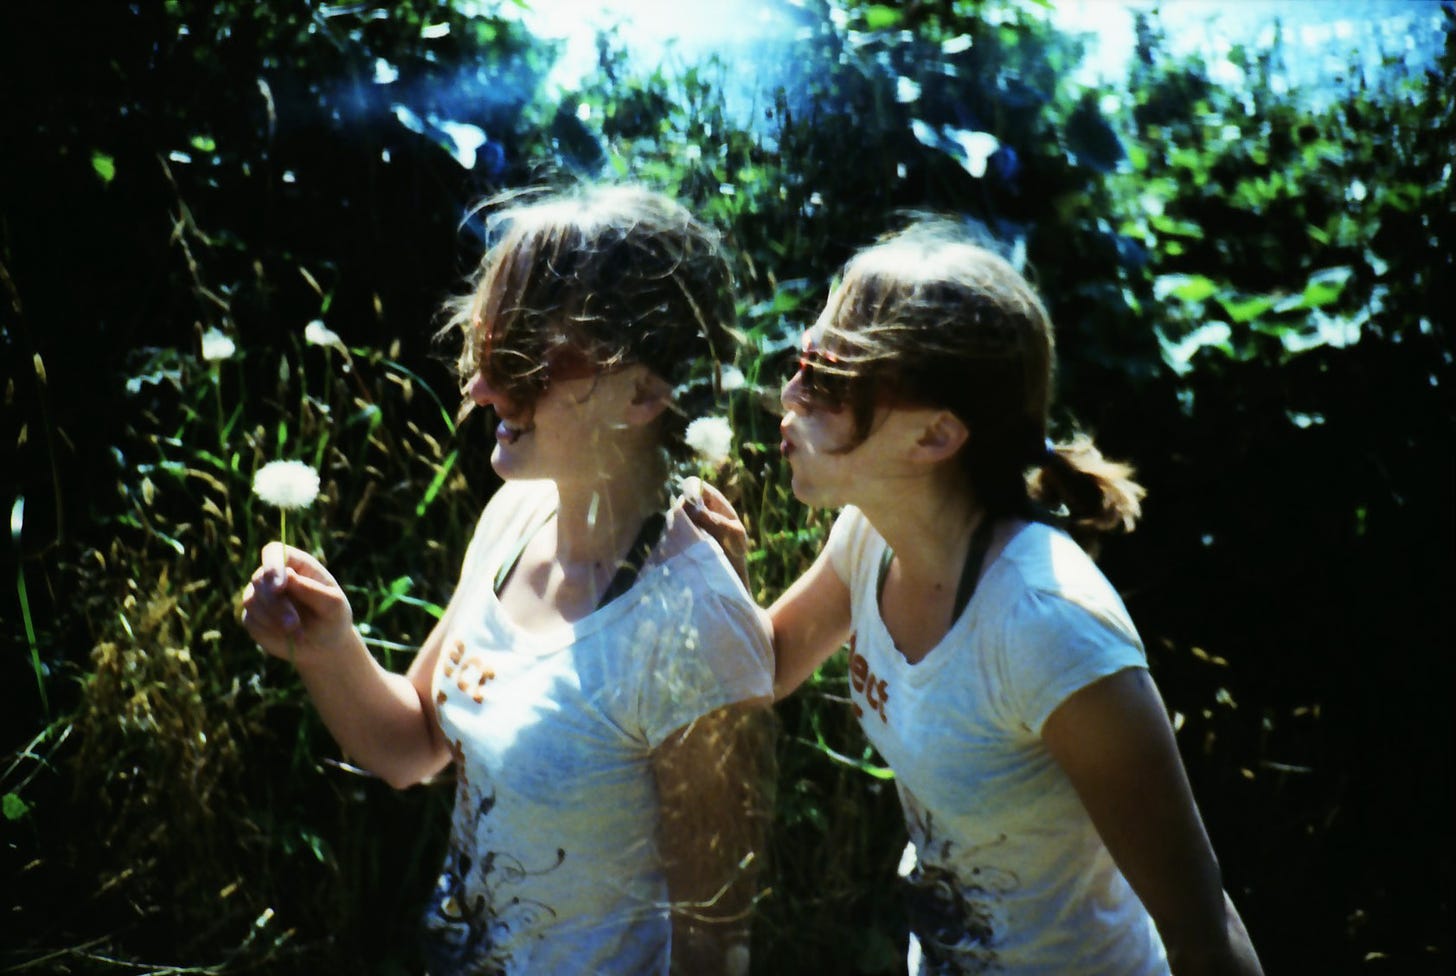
[1126,143,1149,172]
[1154,274,1218,303]
[91,151,116,184]
[374,574,415,617]
[1274,266,1352,313]
[349,402,384,433]
[1156,323,1233,376]
[1301,266,1353,309]
[862,4,902,30]
[1216,293,1277,323]
[416,449,459,517]
[1149,214,1204,239]
[2,793,29,821]
[1379,182,1423,212]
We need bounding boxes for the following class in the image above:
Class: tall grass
[0,198,487,969]
[0,199,910,976]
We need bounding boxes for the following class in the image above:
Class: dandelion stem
[279,507,296,666]
[12,497,49,718]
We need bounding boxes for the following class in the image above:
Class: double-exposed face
[778,327,948,510]
[466,345,656,487]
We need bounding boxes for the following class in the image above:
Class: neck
[551,450,668,565]
[857,466,986,588]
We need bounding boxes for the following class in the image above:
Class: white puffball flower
[718,364,746,392]
[252,460,321,510]
[684,416,734,467]
[201,328,237,362]
[304,319,346,351]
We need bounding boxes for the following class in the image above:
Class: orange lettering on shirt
[848,644,890,724]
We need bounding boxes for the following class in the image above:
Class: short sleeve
[994,588,1148,736]
[825,506,876,588]
[630,559,774,749]
[456,480,554,590]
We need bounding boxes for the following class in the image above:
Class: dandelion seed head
[252,460,321,509]
[304,319,345,351]
[201,328,236,362]
[719,364,746,392]
[684,416,733,467]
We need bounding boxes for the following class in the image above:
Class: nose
[780,369,806,414]
[466,370,506,408]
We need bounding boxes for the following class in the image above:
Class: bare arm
[241,543,453,788]
[1042,668,1263,976]
[765,549,852,700]
[653,699,775,976]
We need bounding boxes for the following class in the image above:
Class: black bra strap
[877,516,996,623]
[952,516,995,622]
[494,509,667,610]
[596,511,667,608]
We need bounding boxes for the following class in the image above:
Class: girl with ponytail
[694,220,1262,975]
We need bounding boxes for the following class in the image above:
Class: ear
[622,368,673,426]
[907,410,969,464]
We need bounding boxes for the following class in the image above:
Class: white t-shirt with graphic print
[826,506,1170,976]
[422,480,773,976]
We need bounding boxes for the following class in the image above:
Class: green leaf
[1300,266,1353,309]
[1154,274,1217,304]
[1216,293,1277,324]
[193,449,229,472]
[374,575,416,617]
[383,358,457,430]
[1149,214,1204,239]
[1126,143,1149,172]
[91,151,116,184]
[3,793,29,821]
[1274,266,1352,313]
[296,827,334,866]
[1156,323,1233,376]
[863,4,903,30]
[1379,182,1422,213]
[416,449,458,517]
[1169,147,1202,170]
[348,403,383,433]
[14,496,48,716]
[802,733,896,780]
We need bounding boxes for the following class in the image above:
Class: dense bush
[1,0,1449,972]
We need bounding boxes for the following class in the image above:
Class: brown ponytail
[1030,433,1145,553]
[816,220,1147,554]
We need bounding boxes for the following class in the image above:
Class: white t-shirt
[422,480,774,976]
[826,507,1170,976]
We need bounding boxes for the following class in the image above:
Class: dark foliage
[1,0,1451,973]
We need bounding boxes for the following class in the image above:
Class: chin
[790,473,836,509]
[489,447,530,481]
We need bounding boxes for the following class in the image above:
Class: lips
[495,417,531,445]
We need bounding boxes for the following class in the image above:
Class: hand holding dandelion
[681,417,749,589]
[251,460,321,662]
[252,460,321,577]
